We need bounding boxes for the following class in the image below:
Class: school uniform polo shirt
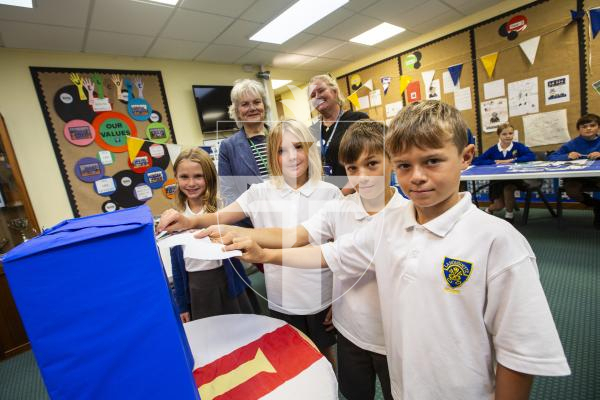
[302,190,408,355]
[183,202,221,272]
[237,179,341,315]
[322,193,570,400]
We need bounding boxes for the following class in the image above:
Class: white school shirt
[183,203,222,272]
[302,189,408,354]
[322,192,570,400]
[236,179,341,315]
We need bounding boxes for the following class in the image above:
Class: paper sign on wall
[544,75,570,105]
[405,81,421,103]
[453,87,472,111]
[481,98,508,132]
[426,79,441,100]
[484,79,505,100]
[508,77,539,117]
[369,89,382,107]
[523,109,570,147]
[443,71,459,93]
[358,95,370,110]
[385,101,403,118]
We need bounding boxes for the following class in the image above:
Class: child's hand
[495,159,514,164]
[568,151,582,160]
[195,225,239,244]
[588,151,600,160]
[323,307,335,332]
[180,312,190,323]
[157,208,191,232]
[224,236,266,264]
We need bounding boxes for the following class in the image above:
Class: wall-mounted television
[192,85,237,133]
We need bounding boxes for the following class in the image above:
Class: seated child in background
[169,148,253,322]
[226,101,571,400]
[472,123,535,222]
[199,120,405,400]
[548,113,600,228]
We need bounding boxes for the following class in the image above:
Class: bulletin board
[588,0,600,113]
[336,76,350,110]
[343,58,404,125]
[30,67,178,218]
[474,0,581,152]
[399,31,477,142]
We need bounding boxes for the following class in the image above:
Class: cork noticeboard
[474,0,581,153]
[399,31,477,140]
[30,67,177,218]
[587,0,600,114]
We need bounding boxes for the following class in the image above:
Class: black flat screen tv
[192,85,237,133]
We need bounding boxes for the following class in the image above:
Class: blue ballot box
[3,206,200,400]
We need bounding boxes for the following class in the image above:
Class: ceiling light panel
[350,22,405,46]
[0,0,33,8]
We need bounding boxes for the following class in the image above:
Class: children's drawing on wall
[508,77,539,117]
[426,79,441,100]
[481,98,508,132]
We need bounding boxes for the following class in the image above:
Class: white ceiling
[0,0,503,73]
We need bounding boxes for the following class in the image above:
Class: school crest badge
[442,257,472,292]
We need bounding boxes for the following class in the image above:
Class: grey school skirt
[189,267,253,320]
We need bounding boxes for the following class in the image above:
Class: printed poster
[385,101,403,118]
[369,89,382,107]
[453,87,472,111]
[483,79,505,100]
[426,79,441,100]
[405,81,421,103]
[481,98,508,132]
[544,75,570,105]
[523,109,570,147]
[508,77,539,117]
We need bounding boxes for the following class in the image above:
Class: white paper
[508,77,539,117]
[426,79,441,100]
[92,97,112,112]
[453,87,472,111]
[544,75,570,105]
[481,98,508,132]
[523,109,570,147]
[358,95,370,110]
[421,70,435,93]
[157,231,242,261]
[149,144,165,158]
[134,184,153,200]
[94,177,115,194]
[97,150,113,165]
[368,89,382,107]
[443,71,459,93]
[519,36,540,65]
[483,79,505,100]
[385,101,403,118]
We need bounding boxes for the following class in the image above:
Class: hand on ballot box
[156,208,193,233]
[223,236,267,264]
[194,224,242,245]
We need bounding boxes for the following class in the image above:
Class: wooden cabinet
[0,113,40,359]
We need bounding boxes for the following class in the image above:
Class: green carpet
[1,208,597,399]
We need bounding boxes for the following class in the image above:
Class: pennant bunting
[364,79,374,91]
[347,92,360,109]
[381,77,392,95]
[448,64,463,87]
[570,9,584,21]
[127,136,145,163]
[398,75,412,96]
[480,53,499,79]
[519,36,540,65]
[421,70,435,93]
[591,7,600,38]
[166,143,182,166]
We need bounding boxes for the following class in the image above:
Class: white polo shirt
[322,192,570,400]
[302,189,407,354]
[183,203,221,272]
[237,179,341,315]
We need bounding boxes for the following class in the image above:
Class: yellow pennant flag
[127,136,145,162]
[347,92,360,109]
[398,75,412,96]
[480,53,498,79]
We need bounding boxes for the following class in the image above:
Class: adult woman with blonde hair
[308,74,368,180]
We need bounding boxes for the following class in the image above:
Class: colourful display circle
[133,183,153,202]
[145,122,170,144]
[128,98,153,121]
[64,119,96,146]
[149,111,162,123]
[101,200,119,213]
[162,178,177,199]
[127,150,153,174]
[74,157,105,183]
[143,167,167,189]
[92,111,137,153]
[93,176,117,196]
[149,143,165,158]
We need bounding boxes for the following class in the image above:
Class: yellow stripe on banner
[127,136,145,162]
[199,349,277,400]
[347,92,360,109]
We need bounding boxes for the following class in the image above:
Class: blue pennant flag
[448,64,463,87]
[591,8,600,38]
[570,9,584,21]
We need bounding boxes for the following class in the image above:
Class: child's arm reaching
[197,225,310,249]
[157,202,247,232]
[494,364,533,400]
[224,236,327,269]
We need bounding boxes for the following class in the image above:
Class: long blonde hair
[173,148,218,213]
[267,119,322,188]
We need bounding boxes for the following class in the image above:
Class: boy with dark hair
[548,113,600,228]
[226,101,570,400]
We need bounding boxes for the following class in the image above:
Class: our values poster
[544,75,570,105]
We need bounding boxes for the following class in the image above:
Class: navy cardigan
[473,142,535,165]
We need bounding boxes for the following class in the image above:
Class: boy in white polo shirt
[200,120,405,400]
[226,101,571,400]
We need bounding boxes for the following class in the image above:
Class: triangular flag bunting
[590,8,600,38]
[381,77,392,95]
[421,70,435,92]
[398,75,412,96]
[364,79,374,91]
[480,53,499,79]
[519,36,540,65]
[448,64,463,87]
[127,136,145,162]
[570,9,584,21]
[166,143,182,165]
[347,92,360,109]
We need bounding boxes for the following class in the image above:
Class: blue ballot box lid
[4,205,153,262]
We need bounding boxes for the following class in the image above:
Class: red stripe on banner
[193,324,323,400]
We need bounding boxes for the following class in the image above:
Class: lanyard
[320,111,343,158]
[248,137,268,172]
